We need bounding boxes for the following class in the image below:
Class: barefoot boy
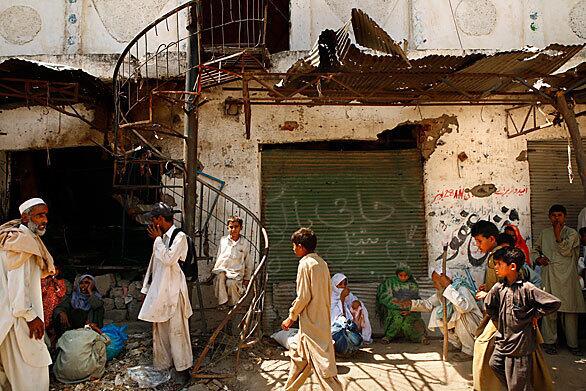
[485,247,560,391]
[281,228,343,391]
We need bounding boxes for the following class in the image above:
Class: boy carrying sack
[485,247,560,391]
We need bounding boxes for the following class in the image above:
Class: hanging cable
[447,0,465,54]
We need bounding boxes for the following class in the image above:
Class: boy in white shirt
[212,216,253,307]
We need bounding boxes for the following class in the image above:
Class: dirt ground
[48,323,586,391]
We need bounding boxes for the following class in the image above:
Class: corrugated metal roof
[274,8,585,105]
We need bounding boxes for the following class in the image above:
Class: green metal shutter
[528,139,586,237]
[261,149,428,283]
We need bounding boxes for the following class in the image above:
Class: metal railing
[112,0,269,155]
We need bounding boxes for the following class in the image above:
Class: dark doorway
[8,146,150,275]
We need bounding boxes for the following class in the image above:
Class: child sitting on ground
[485,247,560,391]
[376,264,426,343]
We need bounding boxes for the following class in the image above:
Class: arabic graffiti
[435,205,521,267]
[432,186,528,204]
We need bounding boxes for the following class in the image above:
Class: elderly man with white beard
[0,198,55,391]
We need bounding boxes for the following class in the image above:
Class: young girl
[376,264,426,343]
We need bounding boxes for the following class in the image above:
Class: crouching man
[212,216,253,308]
[398,264,482,361]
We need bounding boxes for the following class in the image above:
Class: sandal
[542,343,558,355]
[570,348,583,356]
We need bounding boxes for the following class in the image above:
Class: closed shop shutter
[527,139,585,237]
[261,149,428,284]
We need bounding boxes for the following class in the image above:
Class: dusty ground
[48,323,586,391]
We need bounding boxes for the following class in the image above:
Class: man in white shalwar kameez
[139,203,193,376]
[212,216,253,307]
[402,264,482,360]
[0,198,55,391]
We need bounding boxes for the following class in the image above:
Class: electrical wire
[447,0,465,54]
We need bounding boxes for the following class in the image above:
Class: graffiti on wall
[431,186,528,204]
[434,204,521,266]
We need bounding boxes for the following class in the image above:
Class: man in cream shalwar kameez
[139,203,193,372]
[0,198,55,391]
[533,205,586,355]
[281,228,343,391]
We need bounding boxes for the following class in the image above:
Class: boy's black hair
[496,233,515,248]
[548,204,567,215]
[471,220,499,239]
[500,247,526,272]
[492,247,508,261]
[579,227,586,236]
[291,227,317,252]
[227,215,243,227]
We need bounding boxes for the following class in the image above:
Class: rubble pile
[94,274,144,322]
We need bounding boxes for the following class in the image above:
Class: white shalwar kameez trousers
[139,225,193,371]
[0,222,54,391]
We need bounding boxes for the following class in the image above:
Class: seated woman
[53,274,104,338]
[330,273,372,355]
[376,264,426,343]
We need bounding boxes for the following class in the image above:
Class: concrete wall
[291,0,586,51]
[0,105,102,151]
[151,89,586,284]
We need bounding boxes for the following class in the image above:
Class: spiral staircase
[111,0,270,378]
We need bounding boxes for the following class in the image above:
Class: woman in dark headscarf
[53,274,104,338]
[376,264,426,343]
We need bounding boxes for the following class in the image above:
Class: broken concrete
[104,309,127,323]
[391,114,459,160]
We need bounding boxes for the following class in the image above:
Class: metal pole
[183,2,201,238]
[185,1,207,334]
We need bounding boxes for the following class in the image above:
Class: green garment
[376,265,426,342]
[533,226,586,313]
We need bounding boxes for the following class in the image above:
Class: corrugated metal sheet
[527,140,586,237]
[261,149,428,284]
[275,8,584,104]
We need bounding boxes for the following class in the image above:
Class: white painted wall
[292,0,586,51]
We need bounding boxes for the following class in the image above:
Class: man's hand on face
[281,317,294,331]
[27,317,44,340]
[147,223,163,240]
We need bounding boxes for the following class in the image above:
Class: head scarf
[395,263,416,282]
[71,274,101,311]
[505,224,532,266]
[331,273,347,303]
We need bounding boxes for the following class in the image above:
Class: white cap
[432,260,453,278]
[19,198,46,214]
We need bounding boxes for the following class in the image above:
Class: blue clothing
[331,317,362,355]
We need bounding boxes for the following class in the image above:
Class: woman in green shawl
[376,264,426,343]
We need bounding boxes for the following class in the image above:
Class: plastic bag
[127,366,171,388]
[101,323,128,361]
[270,328,299,350]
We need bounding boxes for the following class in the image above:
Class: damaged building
[1,0,585,352]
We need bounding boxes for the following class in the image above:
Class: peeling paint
[415,114,459,160]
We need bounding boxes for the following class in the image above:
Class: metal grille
[261,149,428,283]
[527,139,585,237]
